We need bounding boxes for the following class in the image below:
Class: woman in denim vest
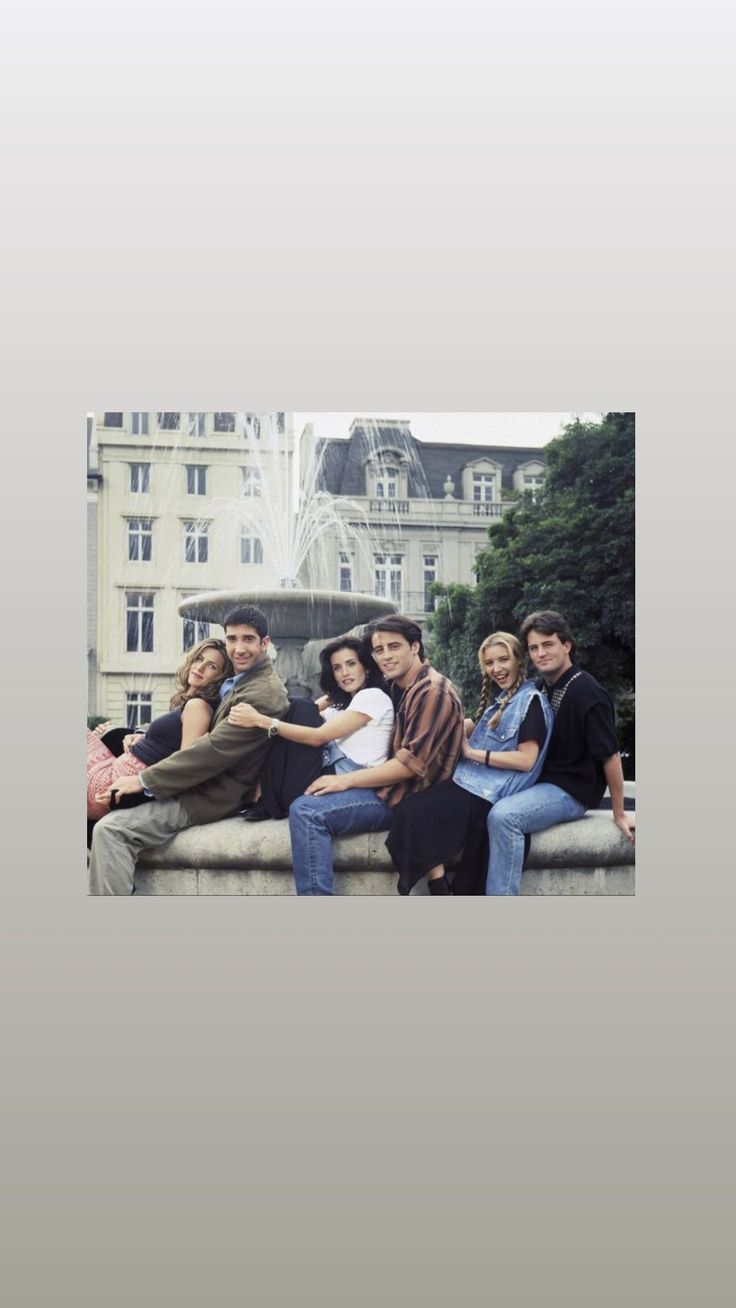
[386,631,553,894]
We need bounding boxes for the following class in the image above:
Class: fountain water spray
[174,412,398,694]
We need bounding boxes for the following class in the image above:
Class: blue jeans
[486,783,586,895]
[288,789,392,895]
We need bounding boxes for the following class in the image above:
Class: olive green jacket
[140,657,289,825]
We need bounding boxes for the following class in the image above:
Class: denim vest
[452,680,553,804]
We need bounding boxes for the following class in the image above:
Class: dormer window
[367,449,408,501]
[461,457,503,504]
[472,472,497,503]
[375,465,398,499]
[513,459,546,498]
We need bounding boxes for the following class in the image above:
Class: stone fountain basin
[178,589,398,639]
[134,806,636,895]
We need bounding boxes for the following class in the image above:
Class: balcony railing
[472,501,504,517]
[349,496,507,522]
[369,499,410,514]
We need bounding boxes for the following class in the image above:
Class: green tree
[431,413,635,772]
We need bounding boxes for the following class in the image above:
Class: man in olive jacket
[88,605,289,895]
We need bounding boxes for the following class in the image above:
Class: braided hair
[473,632,527,727]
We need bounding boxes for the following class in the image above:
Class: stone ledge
[135,809,635,896]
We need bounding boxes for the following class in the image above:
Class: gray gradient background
[2,1,733,1305]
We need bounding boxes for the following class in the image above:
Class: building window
[374,553,403,605]
[129,462,150,493]
[104,412,123,427]
[276,412,285,433]
[157,411,180,430]
[240,534,264,564]
[183,618,211,650]
[128,518,152,562]
[243,414,261,440]
[126,592,154,653]
[126,692,153,730]
[339,551,353,592]
[188,412,206,437]
[473,473,496,502]
[242,467,263,497]
[186,465,207,495]
[523,473,544,499]
[131,412,149,435]
[214,412,236,432]
[423,555,438,611]
[184,521,209,563]
[375,466,398,499]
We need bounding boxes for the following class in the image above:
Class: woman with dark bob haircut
[87,638,233,819]
[229,633,395,787]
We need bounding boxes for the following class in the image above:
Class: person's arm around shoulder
[140,665,288,797]
[180,697,215,749]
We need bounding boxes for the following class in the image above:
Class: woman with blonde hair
[86,638,233,819]
[386,630,554,894]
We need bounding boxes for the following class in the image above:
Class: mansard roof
[313,419,547,498]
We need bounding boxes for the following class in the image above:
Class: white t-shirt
[322,687,395,767]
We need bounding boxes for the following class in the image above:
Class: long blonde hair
[473,631,527,728]
[170,639,233,708]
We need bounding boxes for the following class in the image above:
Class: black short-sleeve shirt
[517,695,547,748]
[537,666,619,809]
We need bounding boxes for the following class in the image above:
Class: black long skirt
[386,780,491,896]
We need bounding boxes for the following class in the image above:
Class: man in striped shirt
[288,615,465,895]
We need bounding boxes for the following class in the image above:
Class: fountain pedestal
[179,588,398,695]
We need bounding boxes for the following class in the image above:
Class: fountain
[177,413,397,695]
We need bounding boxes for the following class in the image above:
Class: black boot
[241,802,272,822]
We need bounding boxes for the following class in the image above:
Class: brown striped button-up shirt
[376,662,465,808]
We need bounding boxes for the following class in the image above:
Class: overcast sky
[293,412,602,448]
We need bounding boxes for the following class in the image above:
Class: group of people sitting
[86,605,635,896]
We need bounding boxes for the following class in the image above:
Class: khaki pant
[88,798,192,896]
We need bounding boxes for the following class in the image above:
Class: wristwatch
[267,719,280,738]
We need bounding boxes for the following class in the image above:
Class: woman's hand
[461,736,477,761]
[305,773,349,796]
[314,694,332,712]
[96,773,144,805]
[228,703,263,730]
[122,732,144,753]
[92,721,115,737]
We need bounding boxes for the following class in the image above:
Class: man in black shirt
[485,610,635,894]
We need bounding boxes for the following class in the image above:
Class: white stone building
[301,417,546,617]
[87,411,294,724]
[87,412,546,725]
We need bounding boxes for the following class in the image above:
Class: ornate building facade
[302,417,546,618]
[87,412,546,724]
